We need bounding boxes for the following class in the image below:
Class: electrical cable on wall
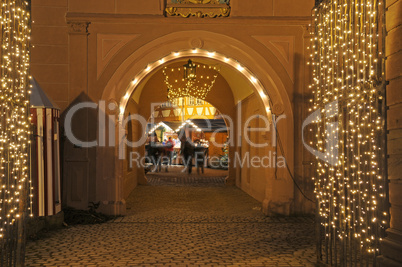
[273,121,316,204]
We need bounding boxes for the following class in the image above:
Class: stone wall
[65,0,314,17]
[238,93,294,215]
[28,0,402,264]
[380,0,402,266]
[30,0,315,215]
[31,0,69,111]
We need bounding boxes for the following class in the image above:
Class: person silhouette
[180,134,194,174]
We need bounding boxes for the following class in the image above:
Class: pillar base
[262,199,292,216]
[138,168,148,185]
[98,200,127,216]
[379,229,402,266]
[377,256,402,267]
[225,175,235,186]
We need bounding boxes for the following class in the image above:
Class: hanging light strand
[0,0,32,254]
[163,61,220,101]
[308,0,386,264]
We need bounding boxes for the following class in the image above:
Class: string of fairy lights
[0,0,32,245]
[163,61,220,100]
[308,0,386,264]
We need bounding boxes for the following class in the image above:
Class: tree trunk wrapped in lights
[0,0,32,265]
[309,0,387,265]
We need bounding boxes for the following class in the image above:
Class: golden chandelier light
[163,59,220,101]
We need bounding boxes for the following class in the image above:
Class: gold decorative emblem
[165,0,230,18]
[182,0,218,3]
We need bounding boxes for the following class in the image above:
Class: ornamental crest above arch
[166,0,230,18]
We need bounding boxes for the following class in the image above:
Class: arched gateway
[63,29,299,216]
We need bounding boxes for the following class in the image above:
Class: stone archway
[89,31,295,216]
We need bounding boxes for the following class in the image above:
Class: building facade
[30,0,402,265]
[31,0,316,216]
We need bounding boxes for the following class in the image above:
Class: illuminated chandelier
[163,59,220,100]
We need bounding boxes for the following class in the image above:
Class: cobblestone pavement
[25,170,316,266]
[146,166,227,187]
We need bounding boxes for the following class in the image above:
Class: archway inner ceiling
[131,58,254,105]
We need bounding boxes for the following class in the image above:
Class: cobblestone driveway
[25,169,316,266]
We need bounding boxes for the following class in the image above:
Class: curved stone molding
[68,22,90,34]
[97,34,140,79]
[99,30,289,116]
[253,35,295,82]
[106,99,119,116]
[273,103,285,115]
[190,38,204,48]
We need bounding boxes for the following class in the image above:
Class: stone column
[62,22,96,211]
[292,25,316,214]
[68,22,90,102]
[379,0,402,266]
